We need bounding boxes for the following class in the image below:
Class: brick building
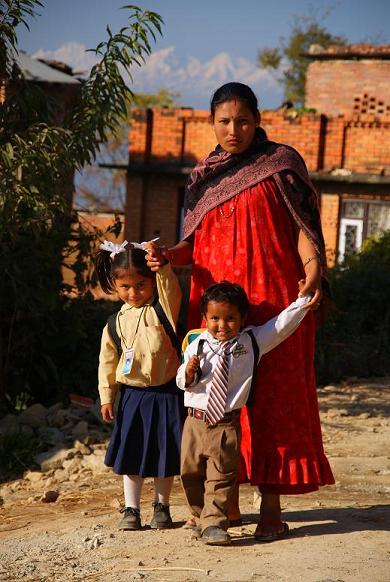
[125,44,390,266]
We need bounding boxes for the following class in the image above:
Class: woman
[147,82,334,540]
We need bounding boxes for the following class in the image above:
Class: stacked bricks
[127,106,390,261]
[306,60,390,117]
[320,195,340,266]
[261,111,324,171]
[128,107,390,175]
[343,116,390,174]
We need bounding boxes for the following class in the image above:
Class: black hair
[210,82,259,120]
[200,281,249,318]
[95,244,155,295]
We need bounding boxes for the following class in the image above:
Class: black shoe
[150,502,173,529]
[201,526,231,546]
[118,507,141,530]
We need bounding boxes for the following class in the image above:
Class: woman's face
[212,99,259,154]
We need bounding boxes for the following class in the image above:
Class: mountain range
[32,42,283,109]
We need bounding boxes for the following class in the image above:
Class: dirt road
[0,379,389,582]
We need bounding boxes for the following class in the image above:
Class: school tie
[206,341,232,425]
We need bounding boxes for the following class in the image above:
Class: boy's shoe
[190,526,202,540]
[150,502,173,529]
[118,507,141,530]
[201,526,231,546]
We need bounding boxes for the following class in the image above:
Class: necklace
[219,201,236,218]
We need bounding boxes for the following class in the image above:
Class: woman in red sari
[147,82,334,540]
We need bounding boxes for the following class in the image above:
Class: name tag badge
[122,348,134,375]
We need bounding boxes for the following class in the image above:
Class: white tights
[123,475,174,509]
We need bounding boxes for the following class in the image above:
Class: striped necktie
[206,341,232,425]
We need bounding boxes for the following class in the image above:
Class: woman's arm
[297,229,322,309]
[145,240,193,271]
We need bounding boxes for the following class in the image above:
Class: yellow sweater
[98,264,182,405]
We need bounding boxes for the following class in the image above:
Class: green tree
[258,14,346,107]
[0,1,163,412]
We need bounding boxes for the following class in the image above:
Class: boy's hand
[144,241,169,271]
[101,403,114,423]
[185,355,200,386]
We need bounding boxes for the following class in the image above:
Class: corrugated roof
[15,52,80,84]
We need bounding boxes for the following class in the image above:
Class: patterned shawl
[183,128,326,266]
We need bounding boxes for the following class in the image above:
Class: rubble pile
[0,400,113,505]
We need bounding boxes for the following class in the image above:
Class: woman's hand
[144,242,169,271]
[298,257,322,309]
[101,403,115,423]
[185,355,200,386]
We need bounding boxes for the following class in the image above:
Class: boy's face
[204,301,245,342]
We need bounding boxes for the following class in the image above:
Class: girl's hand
[185,355,200,386]
[144,242,169,271]
[101,403,115,423]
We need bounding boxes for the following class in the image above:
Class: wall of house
[306,59,390,116]
[126,107,390,265]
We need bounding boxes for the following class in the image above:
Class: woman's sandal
[254,521,289,542]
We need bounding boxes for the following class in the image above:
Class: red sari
[187,177,334,493]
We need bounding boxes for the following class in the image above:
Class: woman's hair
[95,245,155,294]
[210,82,259,119]
[200,280,249,317]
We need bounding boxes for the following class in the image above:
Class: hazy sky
[17,0,389,109]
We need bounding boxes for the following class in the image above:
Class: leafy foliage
[316,232,390,383]
[0,2,163,412]
[258,14,346,107]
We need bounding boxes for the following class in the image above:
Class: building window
[338,200,390,262]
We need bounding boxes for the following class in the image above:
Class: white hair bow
[100,240,129,259]
[130,237,160,250]
[100,237,160,258]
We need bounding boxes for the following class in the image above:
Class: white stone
[81,451,108,472]
[24,471,44,483]
[34,447,75,472]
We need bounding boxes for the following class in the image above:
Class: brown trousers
[180,412,241,531]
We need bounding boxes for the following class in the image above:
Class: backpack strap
[107,298,181,360]
[107,312,122,356]
[151,295,181,359]
[245,329,259,408]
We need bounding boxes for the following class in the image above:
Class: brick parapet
[129,108,390,176]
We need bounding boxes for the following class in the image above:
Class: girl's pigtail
[95,249,116,294]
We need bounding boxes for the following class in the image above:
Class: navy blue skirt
[105,379,185,477]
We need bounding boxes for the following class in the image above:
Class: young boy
[176,281,311,546]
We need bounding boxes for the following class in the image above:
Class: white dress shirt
[176,295,310,411]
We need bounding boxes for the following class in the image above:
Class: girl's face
[212,99,259,154]
[114,271,155,308]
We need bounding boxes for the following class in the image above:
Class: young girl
[95,240,183,531]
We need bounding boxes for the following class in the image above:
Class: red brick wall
[129,107,390,174]
[343,118,390,173]
[261,112,324,171]
[127,107,390,261]
[306,60,390,117]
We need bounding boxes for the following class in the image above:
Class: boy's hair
[95,245,155,295]
[200,281,249,317]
